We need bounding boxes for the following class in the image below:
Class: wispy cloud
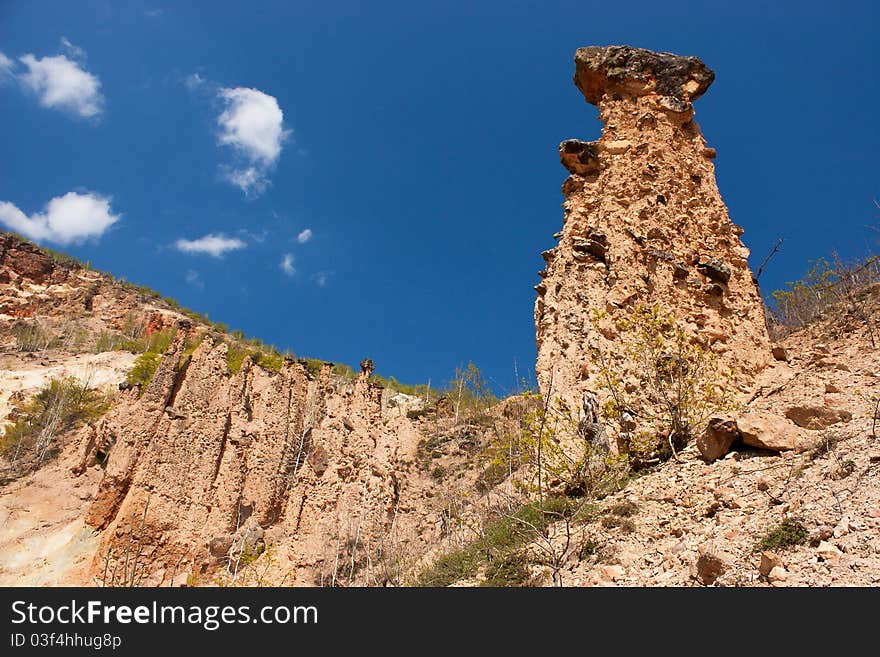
[185,269,204,288]
[312,271,330,287]
[0,51,15,81]
[184,72,205,91]
[296,228,313,244]
[280,253,295,276]
[238,227,268,243]
[59,36,86,61]
[174,233,246,257]
[17,38,103,119]
[220,166,268,197]
[145,8,164,18]
[0,191,120,245]
[216,86,290,197]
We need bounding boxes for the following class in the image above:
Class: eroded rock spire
[535,45,770,435]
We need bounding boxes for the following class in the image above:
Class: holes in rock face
[95,449,108,466]
[656,194,668,206]
[572,231,608,263]
[673,264,690,280]
[690,174,702,185]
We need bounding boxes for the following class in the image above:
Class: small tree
[593,304,738,463]
[481,391,629,501]
[448,362,495,424]
[1,376,112,475]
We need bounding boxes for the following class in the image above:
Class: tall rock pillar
[535,46,770,413]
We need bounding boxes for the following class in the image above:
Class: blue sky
[0,1,877,394]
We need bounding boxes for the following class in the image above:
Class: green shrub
[593,304,739,464]
[226,344,252,375]
[301,358,325,378]
[146,327,176,354]
[177,334,205,371]
[417,546,482,587]
[253,349,285,372]
[443,362,497,421]
[482,552,531,587]
[12,322,52,352]
[755,519,807,552]
[578,538,601,560]
[0,377,111,464]
[416,498,590,586]
[476,460,510,493]
[126,352,162,390]
[600,515,636,533]
[331,363,357,380]
[609,500,639,517]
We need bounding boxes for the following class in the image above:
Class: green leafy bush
[253,349,285,372]
[226,344,252,375]
[126,352,162,390]
[1,377,111,465]
[416,498,589,586]
[754,519,807,552]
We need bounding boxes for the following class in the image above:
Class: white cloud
[0,51,14,81]
[313,271,330,287]
[0,192,120,245]
[296,228,313,244]
[18,52,103,118]
[221,166,268,197]
[218,87,289,164]
[59,37,86,61]
[145,8,164,17]
[280,253,295,276]
[238,227,268,243]
[216,86,289,196]
[174,233,246,257]
[185,269,204,288]
[184,72,205,91]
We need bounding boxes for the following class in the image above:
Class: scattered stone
[808,526,835,546]
[771,345,789,362]
[824,383,841,394]
[599,564,625,582]
[784,405,853,430]
[736,411,803,452]
[208,536,233,558]
[696,552,726,585]
[768,565,789,586]
[165,406,185,420]
[697,417,740,462]
[816,541,842,565]
[604,139,631,155]
[759,551,783,577]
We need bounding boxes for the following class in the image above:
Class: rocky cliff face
[0,234,485,586]
[535,46,771,416]
[81,330,431,586]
